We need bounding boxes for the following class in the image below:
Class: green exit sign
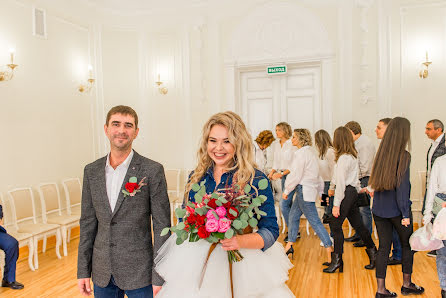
[267,65,287,75]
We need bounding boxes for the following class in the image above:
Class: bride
[155,111,294,297]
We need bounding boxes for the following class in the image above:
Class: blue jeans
[352,177,373,235]
[0,230,19,283]
[437,240,446,290]
[280,175,297,230]
[287,185,333,247]
[94,276,153,298]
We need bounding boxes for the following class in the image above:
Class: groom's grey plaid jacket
[77,151,171,290]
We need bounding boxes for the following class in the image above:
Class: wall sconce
[155,74,168,95]
[78,65,95,93]
[0,48,18,82]
[419,51,432,79]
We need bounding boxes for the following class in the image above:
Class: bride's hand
[220,235,240,251]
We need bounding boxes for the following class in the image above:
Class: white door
[240,65,321,138]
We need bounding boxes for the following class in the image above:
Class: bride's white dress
[155,234,295,298]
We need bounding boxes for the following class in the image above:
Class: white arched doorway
[224,1,335,136]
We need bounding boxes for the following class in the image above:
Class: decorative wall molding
[377,0,392,117]
[356,0,375,104]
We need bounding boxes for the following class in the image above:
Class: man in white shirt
[77,105,171,297]
[344,121,375,247]
[423,119,445,258]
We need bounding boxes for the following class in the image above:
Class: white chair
[62,178,82,242]
[38,183,80,256]
[165,169,183,226]
[8,188,62,269]
[0,193,35,272]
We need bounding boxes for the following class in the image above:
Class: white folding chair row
[165,169,183,226]
[0,194,35,272]
[7,188,62,270]
[62,178,82,241]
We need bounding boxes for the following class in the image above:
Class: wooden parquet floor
[0,224,441,298]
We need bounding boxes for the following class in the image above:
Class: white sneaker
[320,241,324,247]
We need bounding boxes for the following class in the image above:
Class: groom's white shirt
[105,150,134,212]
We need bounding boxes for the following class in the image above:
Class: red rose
[186,206,195,215]
[184,223,190,232]
[197,225,210,239]
[195,215,205,226]
[227,207,239,220]
[223,201,232,209]
[125,182,138,193]
[207,198,218,209]
[186,214,197,224]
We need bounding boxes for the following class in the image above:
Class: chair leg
[306,219,310,236]
[281,213,286,234]
[42,235,47,253]
[62,226,68,257]
[34,237,39,269]
[55,229,62,259]
[275,204,281,226]
[348,221,352,237]
[373,222,378,239]
[28,240,35,271]
[67,228,72,243]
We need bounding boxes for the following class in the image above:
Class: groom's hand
[153,285,162,296]
[78,278,92,296]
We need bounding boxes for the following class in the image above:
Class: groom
[77,105,171,297]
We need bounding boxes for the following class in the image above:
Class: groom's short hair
[106,105,139,129]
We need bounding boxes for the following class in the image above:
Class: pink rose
[205,218,219,232]
[215,206,227,218]
[206,209,218,220]
[218,217,232,233]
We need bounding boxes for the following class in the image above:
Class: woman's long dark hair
[333,127,357,162]
[369,117,411,191]
[314,129,333,159]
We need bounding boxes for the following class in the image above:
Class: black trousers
[373,213,414,279]
[329,186,375,254]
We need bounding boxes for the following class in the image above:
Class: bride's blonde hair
[185,111,256,201]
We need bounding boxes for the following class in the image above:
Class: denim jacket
[187,168,279,251]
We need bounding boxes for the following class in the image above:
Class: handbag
[409,222,444,251]
[357,192,370,207]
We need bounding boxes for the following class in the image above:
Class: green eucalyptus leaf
[211,193,219,199]
[257,214,261,220]
[241,220,249,229]
[176,237,186,245]
[225,228,234,239]
[175,208,186,219]
[252,198,261,207]
[244,184,252,194]
[192,228,198,233]
[258,195,267,203]
[240,213,249,221]
[229,208,238,217]
[191,183,200,192]
[129,177,138,183]
[177,222,186,230]
[232,220,242,230]
[248,210,254,218]
[207,235,219,243]
[181,231,188,241]
[160,227,170,236]
[195,208,205,216]
[211,210,219,220]
[258,178,268,190]
[216,200,222,207]
[249,217,258,228]
[218,196,228,203]
[214,232,225,240]
[194,193,203,203]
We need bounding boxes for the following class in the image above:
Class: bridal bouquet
[161,178,269,262]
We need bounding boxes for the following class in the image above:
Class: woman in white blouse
[324,126,377,274]
[314,129,336,223]
[282,129,333,262]
[254,130,275,175]
[268,122,296,239]
[423,154,446,298]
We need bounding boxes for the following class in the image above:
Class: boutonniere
[122,177,147,197]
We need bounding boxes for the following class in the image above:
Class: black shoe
[375,290,397,297]
[353,240,366,247]
[427,250,437,257]
[365,246,377,270]
[441,289,445,298]
[401,283,424,295]
[323,253,343,273]
[323,252,334,266]
[286,245,294,259]
[388,256,402,265]
[322,214,331,224]
[296,232,301,239]
[2,280,24,290]
[283,233,288,242]
[345,235,360,242]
